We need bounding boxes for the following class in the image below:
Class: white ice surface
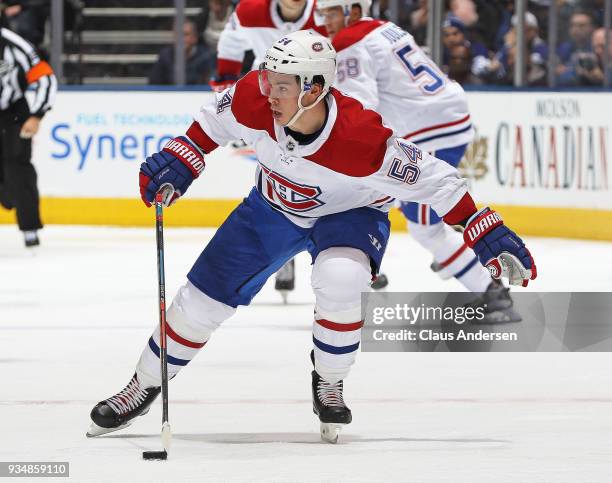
[1,226,612,482]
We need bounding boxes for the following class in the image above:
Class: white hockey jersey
[185,71,473,228]
[216,0,327,79]
[332,19,474,152]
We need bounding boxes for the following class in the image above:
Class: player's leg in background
[88,188,310,436]
[274,258,295,303]
[307,207,390,441]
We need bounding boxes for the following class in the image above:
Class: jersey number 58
[336,58,360,82]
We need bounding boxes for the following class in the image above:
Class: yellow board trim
[1,197,611,241]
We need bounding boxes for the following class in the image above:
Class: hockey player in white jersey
[210,0,327,92]
[210,0,329,300]
[317,0,520,321]
[87,31,536,443]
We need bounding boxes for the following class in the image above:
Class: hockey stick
[142,191,171,460]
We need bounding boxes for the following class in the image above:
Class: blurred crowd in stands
[149,0,233,84]
[1,0,610,87]
[396,0,611,87]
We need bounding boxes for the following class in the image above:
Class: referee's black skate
[274,258,295,304]
[86,373,160,437]
[23,230,39,248]
[312,369,352,443]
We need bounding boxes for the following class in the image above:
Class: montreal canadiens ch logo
[260,164,324,212]
[486,258,502,278]
[312,42,323,52]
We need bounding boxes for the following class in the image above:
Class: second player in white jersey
[318,1,521,321]
[211,0,327,91]
[330,18,473,151]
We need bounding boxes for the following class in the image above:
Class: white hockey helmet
[259,30,336,126]
[316,0,372,18]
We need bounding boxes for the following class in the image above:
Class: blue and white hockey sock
[136,281,236,388]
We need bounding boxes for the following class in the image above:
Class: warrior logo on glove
[163,139,205,176]
[465,211,503,245]
[139,136,206,207]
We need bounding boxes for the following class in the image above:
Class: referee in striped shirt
[0,23,57,247]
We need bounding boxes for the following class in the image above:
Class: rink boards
[1,89,611,240]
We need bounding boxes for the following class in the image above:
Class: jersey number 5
[394,44,444,95]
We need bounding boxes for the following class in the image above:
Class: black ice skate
[468,279,522,324]
[371,273,389,290]
[274,258,295,304]
[23,230,39,248]
[312,369,352,444]
[86,373,160,437]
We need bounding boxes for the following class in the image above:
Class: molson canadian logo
[463,98,610,192]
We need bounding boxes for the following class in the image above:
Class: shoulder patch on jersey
[231,71,276,140]
[332,19,387,53]
[305,89,393,177]
[235,0,274,28]
[216,90,233,114]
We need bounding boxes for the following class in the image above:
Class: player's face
[442,26,464,48]
[317,7,345,40]
[259,69,302,125]
[570,14,594,44]
[592,30,612,61]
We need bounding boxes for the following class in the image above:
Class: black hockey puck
[142,450,167,460]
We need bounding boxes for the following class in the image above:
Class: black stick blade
[142,450,167,460]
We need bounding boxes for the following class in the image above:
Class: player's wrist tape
[162,137,205,177]
[463,207,503,248]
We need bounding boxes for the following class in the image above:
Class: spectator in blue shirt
[560,27,612,86]
[149,19,214,85]
[482,12,548,86]
[557,10,595,64]
[556,11,599,86]
[442,15,490,78]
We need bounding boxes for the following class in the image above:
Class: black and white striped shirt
[0,27,57,117]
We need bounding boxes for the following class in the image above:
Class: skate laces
[106,376,149,415]
[317,379,345,407]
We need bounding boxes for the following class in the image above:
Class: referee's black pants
[0,117,43,232]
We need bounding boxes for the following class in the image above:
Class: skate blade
[320,422,343,444]
[279,290,289,305]
[86,420,132,438]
